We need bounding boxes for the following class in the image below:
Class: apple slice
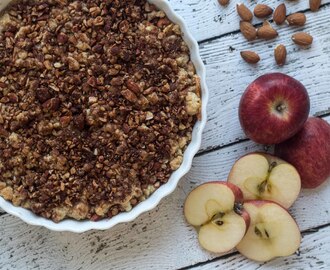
[228,153,301,208]
[184,182,250,253]
[236,200,301,262]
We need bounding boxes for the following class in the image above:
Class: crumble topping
[0,0,201,222]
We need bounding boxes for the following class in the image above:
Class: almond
[240,51,260,64]
[254,4,273,18]
[310,0,321,11]
[273,3,286,25]
[257,23,278,40]
[286,13,306,26]
[218,0,230,6]
[274,44,287,66]
[236,3,253,22]
[292,32,313,46]
[240,21,257,41]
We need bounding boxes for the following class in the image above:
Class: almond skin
[240,51,260,64]
[218,0,230,6]
[254,4,273,18]
[274,44,287,66]
[292,32,313,46]
[236,3,253,22]
[286,13,306,26]
[257,24,278,40]
[310,0,321,12]
[240,21,257,41]
[273,3,286,25]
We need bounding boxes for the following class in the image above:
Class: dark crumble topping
[0,0,201,222]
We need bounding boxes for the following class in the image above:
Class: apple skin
[275,117,330,189]
[239,73,310,144]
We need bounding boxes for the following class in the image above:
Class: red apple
[184,182,250,253]
[275,117,330,188]
[239,73,310,144]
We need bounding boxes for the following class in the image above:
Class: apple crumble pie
[0,0,201,222]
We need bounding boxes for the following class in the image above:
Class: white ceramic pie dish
[0,0,208,232]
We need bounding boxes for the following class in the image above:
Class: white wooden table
[1,1,330,269]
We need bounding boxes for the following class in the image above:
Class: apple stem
[268,162,277,172]
[234,202,244,215]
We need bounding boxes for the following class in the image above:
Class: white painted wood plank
[191,225,330,270]
[168,0,330,42]
[1,115,329,270]
[199,5,330,152]
[1,2,330,268]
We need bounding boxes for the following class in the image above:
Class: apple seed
[211,212,225,226]
[255,225,270,239]
[254,226,262,237]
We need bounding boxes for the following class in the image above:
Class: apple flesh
[275,117,330,188]
[228,153,301,208]
[184,182,250,253]
[236,200,301,262]
[239,73,310,144]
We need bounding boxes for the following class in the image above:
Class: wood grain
[188,224,330,270]
[1,117,329,270]
[168,0,330,42]
[1,1,330,269]
[198,5,330,152]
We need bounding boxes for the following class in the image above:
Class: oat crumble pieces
[0,0,201,222]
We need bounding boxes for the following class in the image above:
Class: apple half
[236,200,301,262]
[228,153,301,208]
[184,182,250,253]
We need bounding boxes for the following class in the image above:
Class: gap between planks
[196,112,330,157]
[197,2,330,45]
[177,222,330,270]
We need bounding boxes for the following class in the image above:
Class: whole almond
[236,3,253,22]
[286,13,306,26]
[240,21,257,41]
[310,0,321,11]
[257,24,278,40]
[218,0,230,6]
[254,4,273,18]
[240,51,260,64]
[273,3,286,25]
[274,44,287,66]
[292,32,313,46]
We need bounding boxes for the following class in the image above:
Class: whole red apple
[239,73,310,144]
[275,117,330,188]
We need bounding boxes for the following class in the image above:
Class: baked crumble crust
[0,0,201,222]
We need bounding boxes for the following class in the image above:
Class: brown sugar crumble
[0,0,201,222]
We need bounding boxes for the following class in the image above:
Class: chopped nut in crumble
[0,0,201,222]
